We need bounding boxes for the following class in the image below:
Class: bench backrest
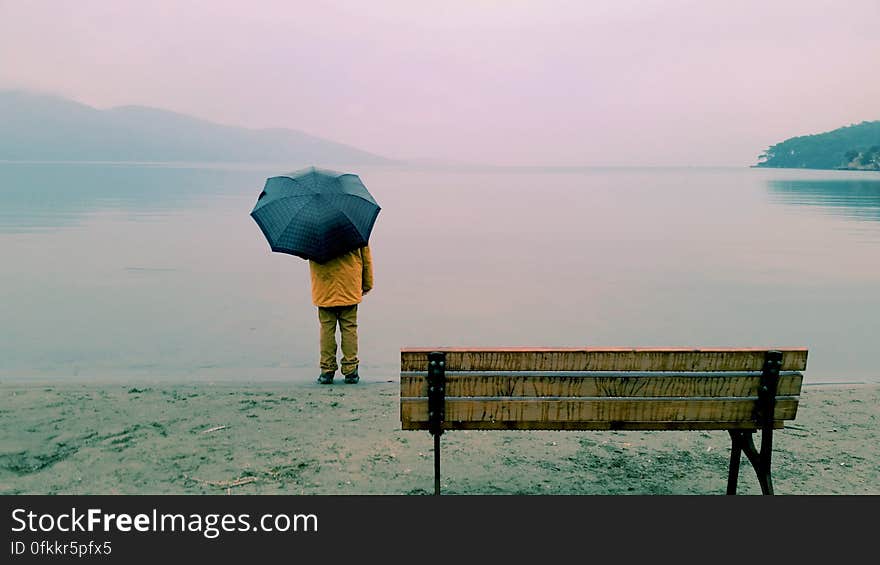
[400,347,807,431]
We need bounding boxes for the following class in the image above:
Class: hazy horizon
[2,1,879,167]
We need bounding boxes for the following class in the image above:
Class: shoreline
[2,363,878,387]
[750,164,880,172]
[2,379,877,495]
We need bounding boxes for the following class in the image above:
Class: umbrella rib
[336,195,381,241]
[267,192,316,203]
[334,203,369,241]
[253,195,314,243]
[264,175,321,198]
[348,193,379,206]
[281,176,321,196]
[277,201,316,251]
[255,193,314,217]
[336,174,378,205]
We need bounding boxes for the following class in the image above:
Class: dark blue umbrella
[250,166,380,263]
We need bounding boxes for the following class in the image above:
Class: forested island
[755,120,880,171]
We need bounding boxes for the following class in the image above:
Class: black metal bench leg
[729,430,774,495]
[434,433,441,496]
[758,428,774,495]
[727,431,743,495]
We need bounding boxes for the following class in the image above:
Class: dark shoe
[317,372,335,384]
[343,371,359,384]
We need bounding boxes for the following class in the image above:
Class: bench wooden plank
[400,347,808,372]
[400,396,800,427]
[401,420,790,431]
[400,372,804,398]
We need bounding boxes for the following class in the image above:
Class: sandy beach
[1,378,877,495]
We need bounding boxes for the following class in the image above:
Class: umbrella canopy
[250,166,380,263]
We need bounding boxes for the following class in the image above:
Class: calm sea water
[1,161,879,384]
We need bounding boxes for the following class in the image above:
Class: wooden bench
[400,347,808,495]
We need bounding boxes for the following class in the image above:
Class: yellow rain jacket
[308,245,374,307]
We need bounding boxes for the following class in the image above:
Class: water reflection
[0,162,275,232]
[767,178,880,222]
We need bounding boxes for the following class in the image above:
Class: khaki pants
[317,305,359,375]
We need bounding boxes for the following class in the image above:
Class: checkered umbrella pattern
[250,167,380,263]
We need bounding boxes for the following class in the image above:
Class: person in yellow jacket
[310,245,373,384]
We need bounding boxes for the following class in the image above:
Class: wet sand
[1,379,877,495]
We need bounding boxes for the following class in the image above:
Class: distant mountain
[0,90,393,165]
[755,120,880,171]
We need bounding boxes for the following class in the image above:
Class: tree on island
[756,120,880,170]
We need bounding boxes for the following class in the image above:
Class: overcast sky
[1,0,878,166]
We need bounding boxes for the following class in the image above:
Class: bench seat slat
[400,372,804,398]
[400,348,808,372]
[400,397,799,427]
[401,420,791,431]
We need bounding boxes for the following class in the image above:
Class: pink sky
[1,0,878,166]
